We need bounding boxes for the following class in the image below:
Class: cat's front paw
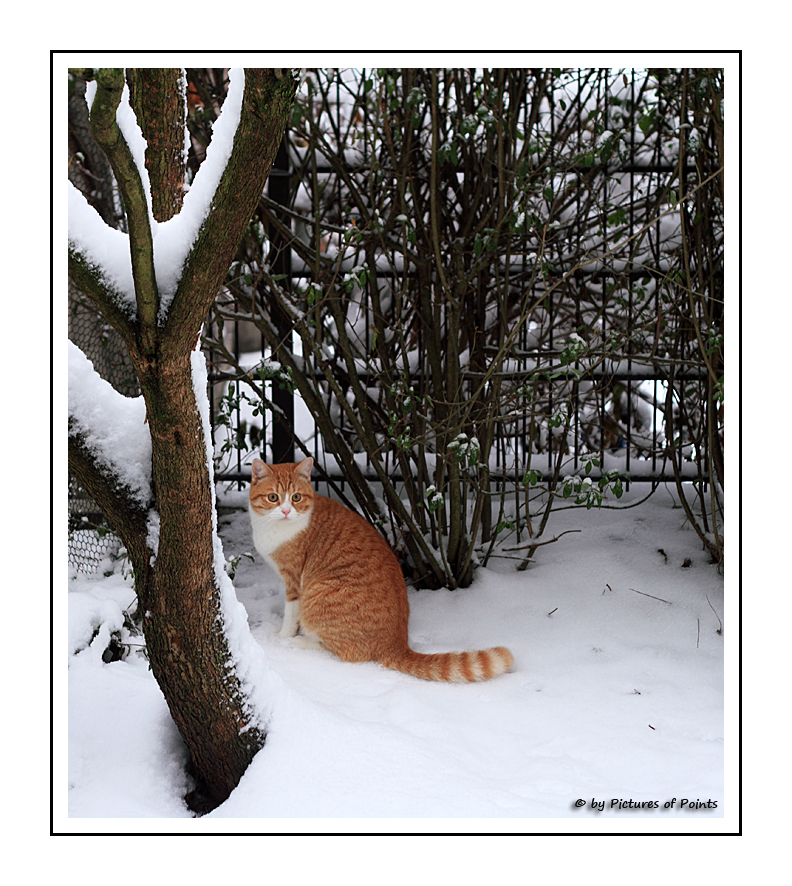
[277,625,298,639]
[291,634,328,652]
[278,599,300,638]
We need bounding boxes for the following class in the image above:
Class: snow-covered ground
[62,482,727,832]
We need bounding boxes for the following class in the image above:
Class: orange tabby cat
[249,457,513,682]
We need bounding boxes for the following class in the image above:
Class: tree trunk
[67,67,298,813]
[142,350,262,809]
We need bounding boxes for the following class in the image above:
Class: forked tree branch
[162,69,299,359]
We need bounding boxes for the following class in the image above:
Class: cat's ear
[295,457,314,481]
[251,459,271,484]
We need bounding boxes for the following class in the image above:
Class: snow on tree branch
[68,341,152,507]
[154,68,245,320]
[68,182,137,317]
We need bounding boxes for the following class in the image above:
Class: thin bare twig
[706,594,723,634]
[629,587,672,605]
[503,529,582,552]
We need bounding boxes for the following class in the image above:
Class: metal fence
[69,68,724,572]
[206,68,721,488]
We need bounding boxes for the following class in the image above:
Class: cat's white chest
[249,503,310,561]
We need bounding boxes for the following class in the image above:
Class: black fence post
[267,136,296,464]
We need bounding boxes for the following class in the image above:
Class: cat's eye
[267,493,279,503]
[292,493,302,502]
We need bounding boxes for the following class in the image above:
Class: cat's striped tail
[382,646,513,682]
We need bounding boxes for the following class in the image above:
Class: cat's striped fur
[249,458,513,682]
